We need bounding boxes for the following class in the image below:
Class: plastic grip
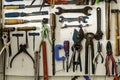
[4,5,24,9]
[5,0,23,2]
[5,12,20,17]
[29,32,40,36]
[55,45,65,61]
[12,33,23,37]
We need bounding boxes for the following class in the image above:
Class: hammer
[111,9,120,56]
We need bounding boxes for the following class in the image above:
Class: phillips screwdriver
[5,11,48,18]
[5,18,48,25]
[4,4,50,10]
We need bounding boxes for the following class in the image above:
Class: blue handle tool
[5,0,23,2]
[55,45,65,61]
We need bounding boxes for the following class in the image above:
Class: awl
[4,4,50,10]
[5,11,48,17]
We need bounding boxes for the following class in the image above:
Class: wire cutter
[39,23,52,53]
[105,41,117,76]
[93,41,104,64]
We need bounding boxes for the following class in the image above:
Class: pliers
[39,23,52,53]
[105,41,117,76]
[93,41,104,64]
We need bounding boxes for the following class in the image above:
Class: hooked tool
[55,6,92,16]
[12,33,23,51]
[10,44,35,68]
[85,33,95,74]
[5,18,48,25]
[5,11,48,18]
[29,32,40,51]
[111,9,120,56]
[17,26,37,48]
[93,41,104,64]
[105,41,117,76]
[4,4,50,10]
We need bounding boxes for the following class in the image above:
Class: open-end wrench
[59,16,89,23]
[55,6,92,16]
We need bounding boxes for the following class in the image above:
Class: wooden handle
[17,27,36,31]
[5,19,24,25]
[42,41,48,80]
[115,12,119,56]
[50,13,56,29]
[4,6,19,10]
[2,27,15,32]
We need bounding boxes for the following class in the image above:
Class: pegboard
[2,0,120,78]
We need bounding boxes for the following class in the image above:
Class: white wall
[0,0,120,80]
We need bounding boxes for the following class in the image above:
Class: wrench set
[0,0,120,80]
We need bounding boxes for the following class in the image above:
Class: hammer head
[111,9,120,13]
[105,0,117,3]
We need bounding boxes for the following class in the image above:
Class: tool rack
[0,0,120,80]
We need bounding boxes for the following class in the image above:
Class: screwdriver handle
[5,0,23,2]
[4,5,25,9]
[17,27,36,31]
[5,19,25,25]
[5,12,26,17]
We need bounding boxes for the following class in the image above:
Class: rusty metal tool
[4,4,50,10]
[55,6,92,16]
[50,13,56,75]
[5,18,48,25]
[10,44,35,68]
[12,33,23,51]
[59,16,89,23]
[85,33,95,74]
[2,27,15,57]
[42,41,48,80]
[61,24,89,29]
[111,9,120,56]
[105,0,117,40]
[34,51,40,80]
[17,26,36,48]
[94,7,103,40]
[29,32,40,51]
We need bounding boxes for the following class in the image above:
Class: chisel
[4,4,50,10]
[5,11,48,18]
[5,18,48,25]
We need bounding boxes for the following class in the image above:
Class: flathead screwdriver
[5,18,48,25]
[4,4,50,10]
[5,11,48,18]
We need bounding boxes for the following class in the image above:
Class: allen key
[29,32,40,51]
[12,33,23,51]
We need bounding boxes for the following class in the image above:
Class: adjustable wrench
[59,16,89,23]
[94,7,103,40]
[55,6,92,16]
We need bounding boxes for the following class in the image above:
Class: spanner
[59,16,89,23]
[55,6,92,16]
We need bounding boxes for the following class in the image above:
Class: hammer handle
[42,41,48,80]
[17,27,36,31]
[115,12,119,56]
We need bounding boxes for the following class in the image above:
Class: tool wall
[0,0,120,80]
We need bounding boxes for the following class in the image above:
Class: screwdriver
[4,4,50,10]
[5,0,28,2]
[5,18,48,25]
[5,11,48,18]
